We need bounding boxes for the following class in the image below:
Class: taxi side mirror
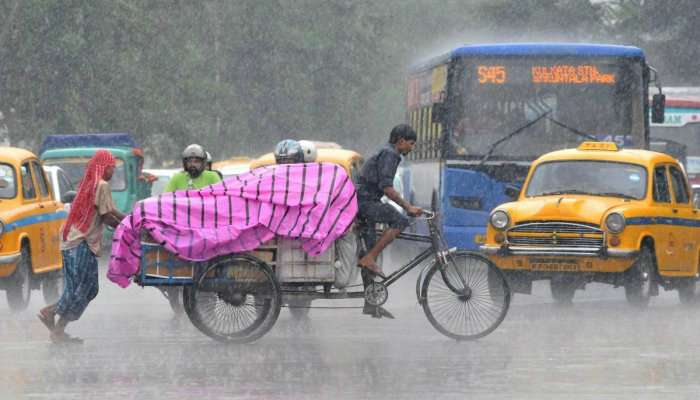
[61,190,77,204]
[651,93,665,123]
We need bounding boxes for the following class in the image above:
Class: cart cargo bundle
[107,162,357,342]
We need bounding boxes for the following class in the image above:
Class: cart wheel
[421,251,510,340]
[184,255,281,343]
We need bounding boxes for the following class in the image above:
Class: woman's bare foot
[50,331,83,344]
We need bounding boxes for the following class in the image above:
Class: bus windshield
[43,157,126,191]
[449,56,645,160]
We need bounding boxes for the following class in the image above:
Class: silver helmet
[182,144,206,160]
[274,139,304,164]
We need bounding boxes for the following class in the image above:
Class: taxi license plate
[528,258,580,272]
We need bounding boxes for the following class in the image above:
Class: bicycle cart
[135,211,511,343]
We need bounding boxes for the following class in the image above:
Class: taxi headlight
[605,212,625,233]
[490,210,510,231]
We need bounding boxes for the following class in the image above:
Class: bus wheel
[624,246,655,308]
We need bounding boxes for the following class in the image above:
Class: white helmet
[298,140,317,163]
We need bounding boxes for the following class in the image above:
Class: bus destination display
[477,64,616,85]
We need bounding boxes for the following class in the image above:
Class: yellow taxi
[0,147,66,311]
[480,142,699,306]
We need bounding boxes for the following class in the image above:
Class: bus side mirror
[432,102,447,124]
[651,93,666,123]
[504,185,520,201]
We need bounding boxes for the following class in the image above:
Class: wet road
[2,249,700,399]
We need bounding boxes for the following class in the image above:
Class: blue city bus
[405,43,663,249]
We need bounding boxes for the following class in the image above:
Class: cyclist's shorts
[358,201,409,231]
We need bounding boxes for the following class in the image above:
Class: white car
[43,165,75,208]
[142,168,178,196]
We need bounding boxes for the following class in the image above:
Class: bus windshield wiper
[478,111,551,166]
[544,116,599,141]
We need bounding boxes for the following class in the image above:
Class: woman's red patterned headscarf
[62,150,116,240]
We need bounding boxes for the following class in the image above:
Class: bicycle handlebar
[417,210,436,220]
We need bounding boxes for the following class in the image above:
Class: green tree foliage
[0,0,696,165]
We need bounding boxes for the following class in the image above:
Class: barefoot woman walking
[38,150,125,343]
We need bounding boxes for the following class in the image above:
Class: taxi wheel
[624,246,654,308]
[677,279,698,305]
[550,277,577,305]
[41,270,64,305]
[6,245,32,312]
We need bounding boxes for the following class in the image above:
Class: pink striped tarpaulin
[107,162,357,287]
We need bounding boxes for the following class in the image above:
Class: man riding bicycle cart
[107,137,510,343]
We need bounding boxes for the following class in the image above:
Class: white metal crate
[275,238,335,283]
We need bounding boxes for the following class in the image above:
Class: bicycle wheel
[421,251,510,340]
[184,255,281,343]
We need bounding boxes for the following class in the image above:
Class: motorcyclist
[164,144,222,192]
[160,144,222,315]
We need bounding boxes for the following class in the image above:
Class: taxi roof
[250,148,362,170]
[0,147,38,163]
[535,145,679,167]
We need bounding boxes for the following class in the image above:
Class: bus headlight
[490,210,510,231]
[605,212,625,234]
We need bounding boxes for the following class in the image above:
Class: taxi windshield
[525,160,647,200]
[43,157,126,191]
[0,164,17,199]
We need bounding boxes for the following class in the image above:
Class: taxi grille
[506,221,604,255]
